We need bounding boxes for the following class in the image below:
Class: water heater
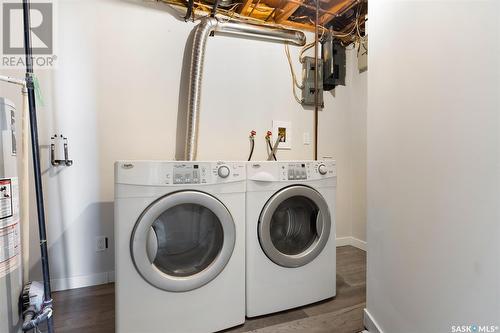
[0,97,22,333]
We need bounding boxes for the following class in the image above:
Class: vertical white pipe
[20,86,30,283]
[0,75,30,283]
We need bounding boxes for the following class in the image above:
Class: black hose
[247,139,255,161]
[22,1,54,332]
[267,140,277,161]
[184,0,195,21]
[210,0,221,17]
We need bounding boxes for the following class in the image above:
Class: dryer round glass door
[258,185,331,268]
[130,191,235,292]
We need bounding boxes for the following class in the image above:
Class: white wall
[366,1,500,333]
[0,0,367,290]
[348,51,367,244]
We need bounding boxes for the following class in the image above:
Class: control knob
[318,164,328,175]
[218,165,231,178]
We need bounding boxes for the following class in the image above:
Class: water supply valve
[265,131,272,141]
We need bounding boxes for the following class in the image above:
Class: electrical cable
[299,42,315,63]
[298,25,325,63]
[355,2,367,41]
[283,43,303,104]
[290,76,303,104]
[284,43,303,89]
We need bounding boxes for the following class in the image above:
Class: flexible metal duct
[185,17,306,161]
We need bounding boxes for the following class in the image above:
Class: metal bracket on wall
[301,56,324,107]
[50,134,73,167]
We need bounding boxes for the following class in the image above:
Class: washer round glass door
[131,191,235,292]
[258,185,331,268]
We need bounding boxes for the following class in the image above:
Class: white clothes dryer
[245,161,337,317]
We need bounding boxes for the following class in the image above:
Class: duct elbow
[294,31,307,46]
[184,17,307,161]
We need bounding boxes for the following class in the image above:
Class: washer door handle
[146,227,158,263]
[316,211,324,236]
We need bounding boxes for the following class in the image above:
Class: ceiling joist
[238,0,253,14]
[319,0,353,25]
[158,0,367,42]
[274,0,304,23]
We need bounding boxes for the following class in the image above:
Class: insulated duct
[184,17,306,161]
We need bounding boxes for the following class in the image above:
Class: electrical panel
[301,56,324,107]
[322,36,346,91]
[358,38,368,72]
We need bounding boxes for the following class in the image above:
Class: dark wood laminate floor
[50,246,366,333]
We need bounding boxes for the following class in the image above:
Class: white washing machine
[245,160,337,317]
[115,161,246,333]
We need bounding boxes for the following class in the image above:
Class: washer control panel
[278,161,336,181]
[286,163,308,180]
[116,161,246,186]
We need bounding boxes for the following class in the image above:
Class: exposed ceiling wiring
[156,0,366,42]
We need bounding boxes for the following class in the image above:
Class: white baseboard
[364,308,384,333]
[336,236,367,251]
[46,271,115,292]
[45,237,366,292]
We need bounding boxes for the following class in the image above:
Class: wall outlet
[303,132,311,145]
[272,120,292,149]
[96,236,108,252]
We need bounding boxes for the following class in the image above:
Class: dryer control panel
[280,161,336,181]
[247,161,336,182]
[285,163,308,180]
[115,161,246,186]
[173,164,205,184]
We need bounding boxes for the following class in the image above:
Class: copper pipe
[314,0,319,160]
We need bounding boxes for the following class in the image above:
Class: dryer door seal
[258,185,331,268]
[131,190,235,292]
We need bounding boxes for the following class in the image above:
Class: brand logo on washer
[252,164,261,168]
[122,163,134,169]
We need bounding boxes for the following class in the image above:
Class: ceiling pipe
[184,17,306,161]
